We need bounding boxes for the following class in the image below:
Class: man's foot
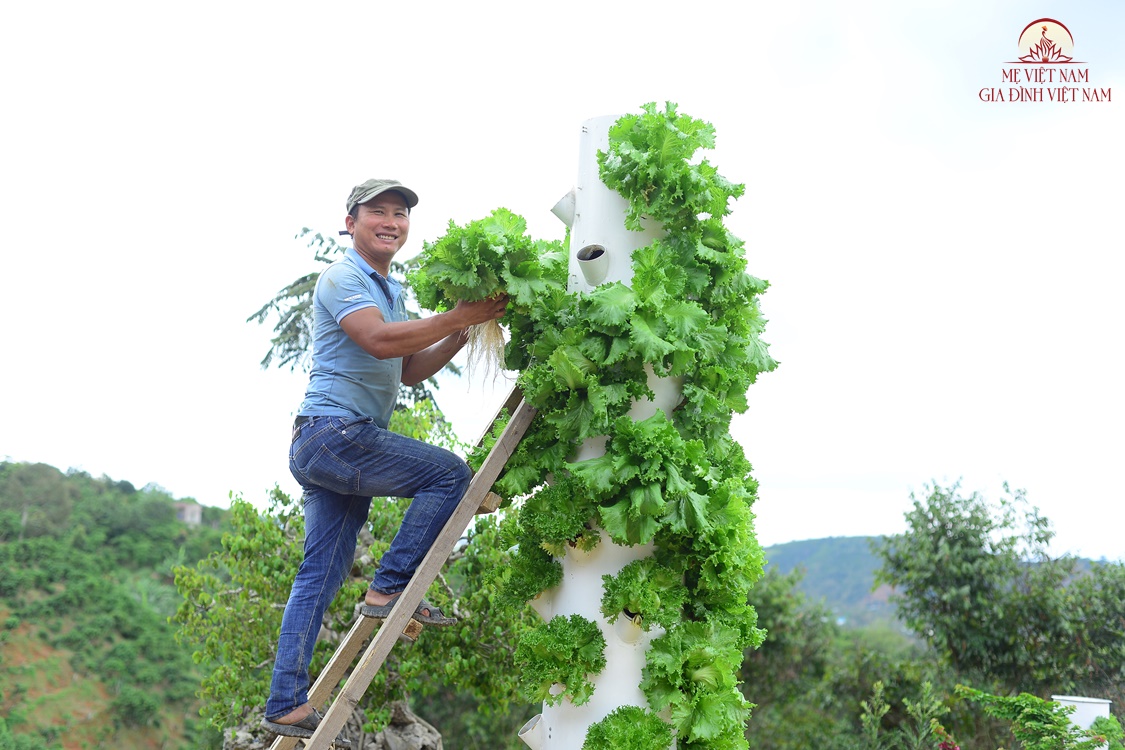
[361,591,457,626]
[260,707,353,746]
[273,704,314,725]
[364,590,440,618]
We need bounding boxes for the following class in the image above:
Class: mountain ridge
[762,535,896,627]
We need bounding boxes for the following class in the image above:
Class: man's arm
[339,296,508,374]
[400,328,470,386]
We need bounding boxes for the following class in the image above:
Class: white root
[465,319,507,384]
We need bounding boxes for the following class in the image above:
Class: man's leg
[303,416,471,596]
[265,488,372,721]
[357,429,471,596]
[265,415,469,719]
[265,417,375,722]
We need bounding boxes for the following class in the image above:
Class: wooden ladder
[268,385,535,750]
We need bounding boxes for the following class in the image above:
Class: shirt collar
[345,247,402,305]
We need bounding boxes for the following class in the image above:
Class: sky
[2,1,1122,562]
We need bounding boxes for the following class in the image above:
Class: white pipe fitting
[518,714,545,749]
[551,189,577,227]
[576,244,609,286]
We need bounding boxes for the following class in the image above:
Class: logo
[979,18,1111,103]
[1013,19,1077,64]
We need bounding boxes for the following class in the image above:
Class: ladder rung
[476,490,503,515]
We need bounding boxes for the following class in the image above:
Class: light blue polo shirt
[297,248,408,428]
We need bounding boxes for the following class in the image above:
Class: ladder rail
[471,380,525,448]
[298,392,535,749]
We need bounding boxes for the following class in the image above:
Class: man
[262,179,509,741]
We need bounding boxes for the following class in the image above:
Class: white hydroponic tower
[517,115,679,750]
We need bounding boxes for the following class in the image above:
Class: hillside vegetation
[0,461,229,749]
[6,461,1124,750]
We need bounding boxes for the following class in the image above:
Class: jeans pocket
[296,443,361,495]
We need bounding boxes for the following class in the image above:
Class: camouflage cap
[346,178,419,213]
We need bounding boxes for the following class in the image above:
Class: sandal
[360,592,457,626]
[261,708,352,747]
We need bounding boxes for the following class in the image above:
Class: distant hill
[763,536,898,627]
[762,536,1105,630]
[0,461,229,749]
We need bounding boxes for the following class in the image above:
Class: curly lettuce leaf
[600,557,686,630]
[515,614,607,706]
[408,207,566,313]
[582,706,674,750]
[641,621,752,744]
[599,101,744,232]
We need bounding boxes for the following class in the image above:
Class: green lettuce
[641,620,753,748]
[515,614,606,707]
[409,208,565,310]
[495,542,562,612]
[600,102,744,232]
[582,706,674,750]
[519,477,599,557]
[600,557,686,631]
[568,411,709,546]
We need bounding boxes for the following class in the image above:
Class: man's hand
[452,294,509,327]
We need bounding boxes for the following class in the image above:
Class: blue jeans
[264,415,471,720]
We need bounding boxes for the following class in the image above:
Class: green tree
[874,482,1125,700]
[849,680,952,750]
[0,462,228,747]
[0,461,80,539]
[741,483,1125,749]
[956,685,1115,750]
[112,685,161,728]
[744,567,836,701]
[741,565,954,750]
[741,567,852,748]
[173,487,305,727]
[0,717,43,750]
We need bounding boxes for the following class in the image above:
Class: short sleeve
[317,263,378,324]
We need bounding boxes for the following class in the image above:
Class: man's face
[347,191,411,261]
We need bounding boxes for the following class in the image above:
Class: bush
[1090,715,1124,750]
[112,685,160,727]
[956,686,1110,750]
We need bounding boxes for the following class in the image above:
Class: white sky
[2,1,1122,562]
